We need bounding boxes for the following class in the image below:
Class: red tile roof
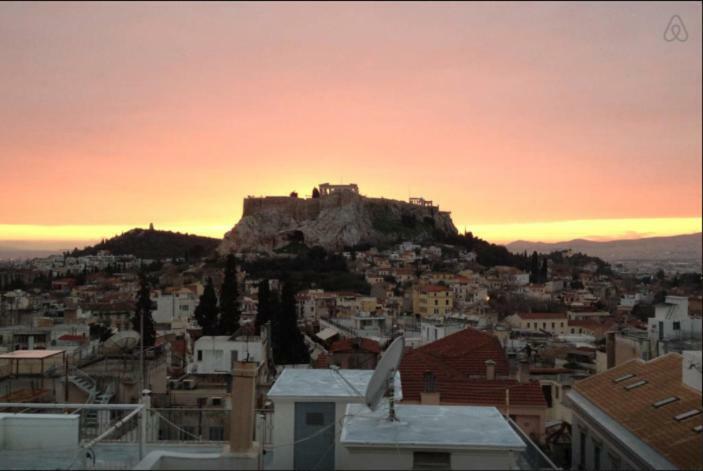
[573,354,702,470]
[399,327,546,408]
[329,338,381,354]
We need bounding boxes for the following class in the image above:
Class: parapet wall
[242,192,360,219]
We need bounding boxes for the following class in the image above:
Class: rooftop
[341,403,526,450]
[267,368,402,400]
[570,353,702,470]
[0,350,64,360]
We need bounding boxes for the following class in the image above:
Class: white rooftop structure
[267,368,401,400]
[341,403,526,450]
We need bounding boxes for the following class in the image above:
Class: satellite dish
[365,335,404,413]
[103,330,140,355]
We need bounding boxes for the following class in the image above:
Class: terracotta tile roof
[399,328,546,408]
[518,312,567,320]
[329,338,381,354]
[572,353,702,470]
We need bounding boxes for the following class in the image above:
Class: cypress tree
[132,272,156,347]
[272,282,310,365]
[195,277,220,335]
[255,279,272,330]
[219,255,240,335]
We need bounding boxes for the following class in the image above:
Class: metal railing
[507,417,560,470]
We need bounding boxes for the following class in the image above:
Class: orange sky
[0,2,701,246]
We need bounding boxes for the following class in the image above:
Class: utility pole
[139,307,145,394]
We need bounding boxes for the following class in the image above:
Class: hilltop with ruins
[219,183,458,254]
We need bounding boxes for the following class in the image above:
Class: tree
[195,277,220,335]
[271,282,310,365]
[132,272,156,347]
[312,187,320,198]
[289,191,298,198]
[530,251,540,281]
[255,279,273,330]
[219,255,240,335]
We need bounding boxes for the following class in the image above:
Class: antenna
[365,335,404,421]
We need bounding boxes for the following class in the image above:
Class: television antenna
[364,335,404,421]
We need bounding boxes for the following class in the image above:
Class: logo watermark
[664,15,688,42]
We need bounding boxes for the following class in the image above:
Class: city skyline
[1,2,701,246]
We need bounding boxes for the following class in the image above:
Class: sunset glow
[1,2,700,246]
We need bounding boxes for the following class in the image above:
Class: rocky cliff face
[219,192,458,254]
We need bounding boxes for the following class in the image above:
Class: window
[624,380,647,390]
[413,452,450,470]
[231,350,239,366]
[306,412,324,426]
[652,396,679,408]
[674,409,702,422]
[571,328,575,334]
[673,321,681,331]
[527,322,531,328]
[208,426,224,441]
[580,431,587,469]
[613,373,634,383]
[594,445,601,471]
[551,322,555,329]
[197,350,203,361]
[561,322,564,327]
[542,322,546,329]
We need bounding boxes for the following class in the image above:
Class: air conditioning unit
[183,379,196,390]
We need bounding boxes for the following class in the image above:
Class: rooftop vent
[613,373,635,383]
[674,409,702,422]
[653,396,679,408]
[624,380,648,390]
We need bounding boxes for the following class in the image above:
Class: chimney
[228,361,258,454]
[517,359,530,383]
[485,359,496,381]
[606,331,616,369]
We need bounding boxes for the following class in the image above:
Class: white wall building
[151,290,198,325]
[191,335,265,375]
[648,295,702,342]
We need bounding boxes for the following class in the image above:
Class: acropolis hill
[219,183,458,254]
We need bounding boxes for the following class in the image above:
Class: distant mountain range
[506,232,702,262]
[0,245,63,260]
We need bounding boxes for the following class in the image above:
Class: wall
[269,397,365,470]
[571,414,640,471]
[340,446,518,470]
[193,337,264,375]
[0,413,78,450]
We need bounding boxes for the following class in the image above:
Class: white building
[191,334,266,375]
[648,295,702,342]
[340,403,526,470]
[265,368,526,470]
[151,289,198,325]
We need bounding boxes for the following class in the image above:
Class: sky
[0,2,701,247]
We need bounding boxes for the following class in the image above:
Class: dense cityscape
[1,2,701,470]
[0,184,701,469]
